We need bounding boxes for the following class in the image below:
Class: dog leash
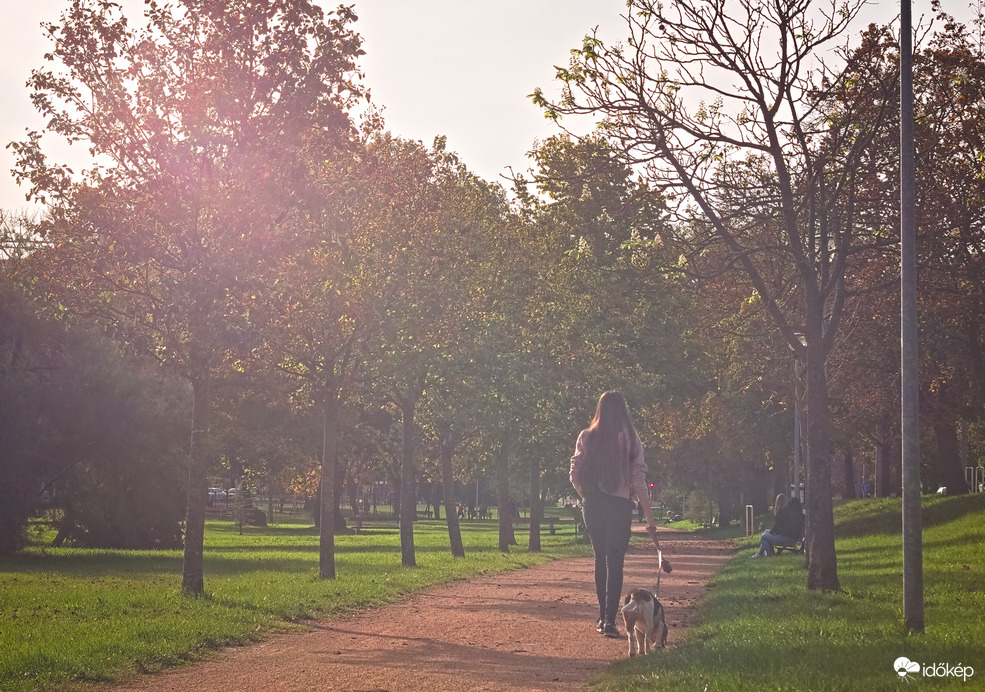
[646,525,673,597]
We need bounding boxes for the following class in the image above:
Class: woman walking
[570,390,656,638]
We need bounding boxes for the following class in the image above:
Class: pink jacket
[570,427,649,503]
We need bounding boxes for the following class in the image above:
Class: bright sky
[0,0,627,212]
[0,0,952,213]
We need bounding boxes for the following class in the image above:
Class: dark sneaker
[602,623,621,638]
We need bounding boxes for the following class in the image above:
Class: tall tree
[356,134,507,566]
[907,20,985,494]
[257,142,376,578]
[519,134,703,532]
[13,0,364,593]
[811,19,985,500]
[533,0,899,590]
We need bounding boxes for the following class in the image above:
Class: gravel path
[113,528,733,692]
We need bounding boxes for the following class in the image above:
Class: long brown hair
[773,493,788,516]
[582,390,637,493]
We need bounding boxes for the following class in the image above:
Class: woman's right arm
[629,433,656,531]
[570,431,586,499]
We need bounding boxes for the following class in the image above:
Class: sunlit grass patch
[590,494,985,692]
[0,515,589,692]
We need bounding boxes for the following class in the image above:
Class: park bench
[775,536,805,554]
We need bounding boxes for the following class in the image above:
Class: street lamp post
[900,0,924,633]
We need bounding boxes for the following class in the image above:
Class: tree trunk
[875,437,893,498]
[968,318,985,405]
[432,482,442,521]
[497,435,513,553]
[716,481,731,528]
[181,365,210,595]
[746,466,770,519]
[319,400,338,579]
[528,454,542,552]
[440,438,465,557]
[334,451,347,531]
[399,397,417,567]
[804,321,839,591]
[346,478,358,526]
[891,436,902,497]
[388,467,400,519]
[934,419,968,495]
[842,450,856,499]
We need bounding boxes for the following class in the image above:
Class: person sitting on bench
[753,496,804,557]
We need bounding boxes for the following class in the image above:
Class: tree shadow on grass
[835,494,985,538]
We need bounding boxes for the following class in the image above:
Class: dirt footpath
[114,528,733,692]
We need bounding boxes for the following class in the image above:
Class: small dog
[620,587,667,656]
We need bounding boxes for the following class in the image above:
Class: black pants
[584,491,633,625]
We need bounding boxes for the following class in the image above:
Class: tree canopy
[5,2,985,610]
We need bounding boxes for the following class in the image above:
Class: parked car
[208,487,227,501]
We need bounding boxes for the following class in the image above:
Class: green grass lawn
[5,496,983,692]
[591,493,985,692]
[0,514,590,692]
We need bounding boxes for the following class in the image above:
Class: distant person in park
[570,390,656,639]
[753,495,804,557]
